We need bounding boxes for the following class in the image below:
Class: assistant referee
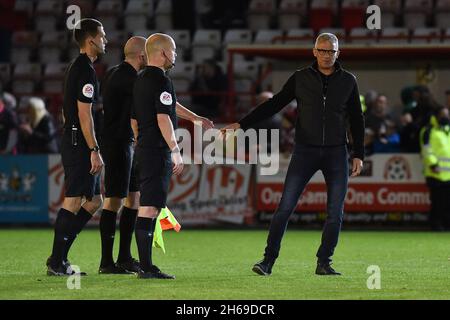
[47,19,107,276]
[98,36,147,274]
[132,33,213,279]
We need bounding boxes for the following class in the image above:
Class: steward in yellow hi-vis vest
[420,106,450,231]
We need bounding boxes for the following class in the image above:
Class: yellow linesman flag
[152,207,181,253]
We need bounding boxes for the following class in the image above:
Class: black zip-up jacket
[238,61,365,160]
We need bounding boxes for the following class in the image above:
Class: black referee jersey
[61,53,99,163]
[101,61,137,145]
[132,66,177,150]
[60,52,100,198]
[132,65,177,208]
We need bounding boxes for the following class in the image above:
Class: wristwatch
[90,146,100,152]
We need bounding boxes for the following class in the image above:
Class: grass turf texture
[0,229,449,300]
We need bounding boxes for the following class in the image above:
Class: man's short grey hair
[315,33,339,48]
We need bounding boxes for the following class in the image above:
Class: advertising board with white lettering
[256,154,430,212]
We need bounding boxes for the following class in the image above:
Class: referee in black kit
[47,19,107,276]
[132,33,213,279]
[98,36,147,274]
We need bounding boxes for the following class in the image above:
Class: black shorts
[61,139,101,200]
[102,142,139,198]
[135,147,172,209]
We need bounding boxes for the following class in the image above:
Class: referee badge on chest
[160,91,173,106]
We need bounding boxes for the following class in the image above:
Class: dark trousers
[264,143,349,265]
[427,178,450,230]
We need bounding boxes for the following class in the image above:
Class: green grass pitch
[0,229,449,300]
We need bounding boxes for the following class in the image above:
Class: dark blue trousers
[264,143,349,265]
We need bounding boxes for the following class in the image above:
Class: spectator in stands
[0,92,18,155]
[363,90,378,115]
[372,119,401,153]
[420,106,450,231]
[18,97,58,154]
[365,95,392,133]
[401,86,442,153]
[190,59,227,119]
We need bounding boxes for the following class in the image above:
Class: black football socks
[117,206,138,263]
[135,217,156,273]
[99,209,117,267]
[63,207,93,262]
[50,208,76,269]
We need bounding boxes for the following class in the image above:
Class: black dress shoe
[315,263,341,276]
[116,258,141,273]
[252,259,274,276]
[99,264,132,274]
[137,265,175,279]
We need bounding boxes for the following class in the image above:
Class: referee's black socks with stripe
[63,207,93,262]
[135,217,156,273]
[100,209,117,267]
[50,208,76,269]
[118,207,138,263]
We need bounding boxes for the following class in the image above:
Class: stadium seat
[10,48,31,64]
[34,16,57,32]
[193,29,221,48]
[278,0,308,31]
[223,29,252,45]
[373,0,401,28]
[155,0,173,30]
[42,80,64,94]
[66,0,95,17]
[12,31,39,48]
[103,30,128,47]
[0,63,11,84]
[40,31,68,47]
[166,29,191,50]
[125,0,154,16]
[348,27,379,44]
[191,46,216,63]
[233,61,259,80]
[35,0,63,15]
[168,62,195,82]
[14,0,34,15]
[309,0,338,32]
[379,27,410,44]
[254,30,284,44]
[284,28,315,45]
[411,28,441,44]
[38,48,62,64]
[95,0,123,15]
[319,28,346,44]
[43,63,67,80]
[403,0,432,29]
[247,0,276,31]
[340,0,369,31]
[435,0,450,28]
[13,63,41,81]
[12,80,35,94]
[131,29,155,37]
[124,14,148,31]
[95,15,117,32]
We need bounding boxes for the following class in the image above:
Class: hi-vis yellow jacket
[420,116,450,181]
